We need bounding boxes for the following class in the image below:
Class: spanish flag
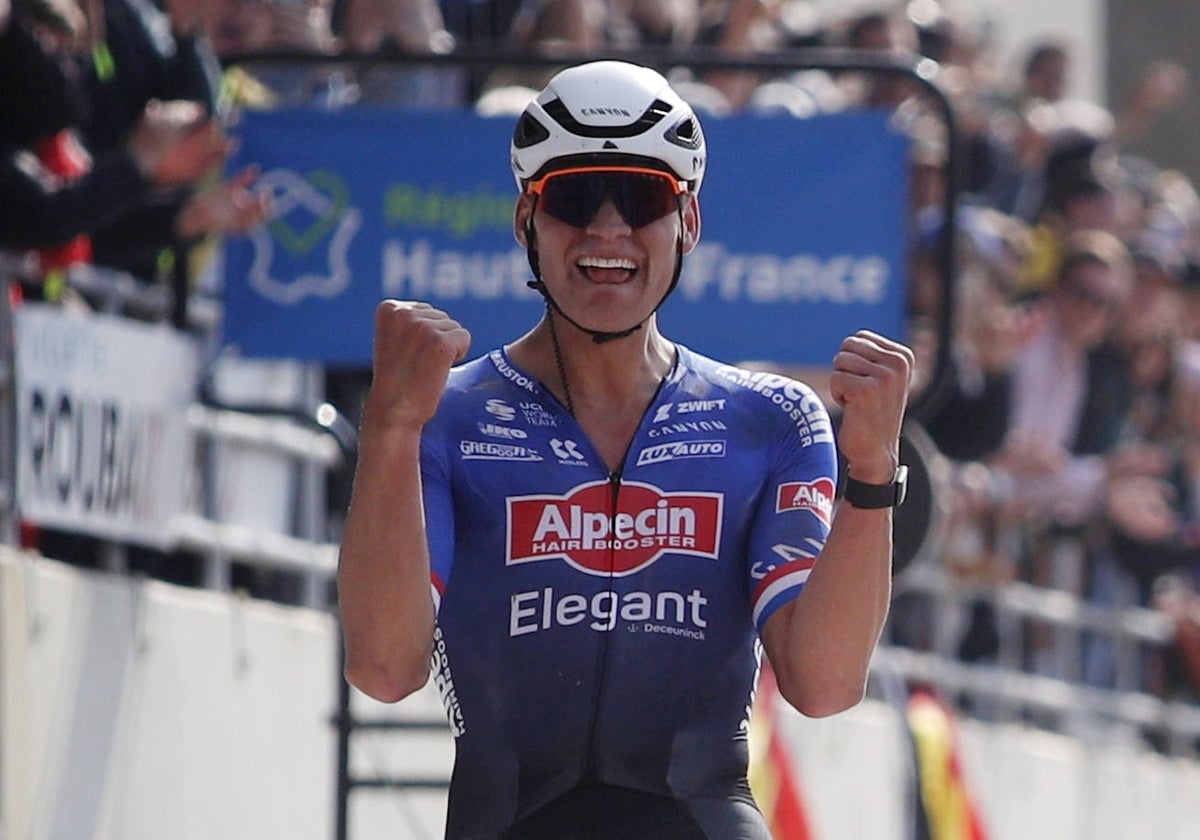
[749,664,816,840]
[906,688,989,840]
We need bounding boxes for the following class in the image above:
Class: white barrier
[4,548,1200,840]
[12,305,196,548]
[1,549,342,840]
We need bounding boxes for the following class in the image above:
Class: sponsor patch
[775,478,835,526]
[485,399,516,421]
[459,440,542,461]
[676,399,726,414]
[507,480,723,576]
[635,439,726,466]
[478,422,528,440]
[490,351,537,392]
[646,419,728,439]
[550,437,587,465]
[520,401,557,427]
[712,365,834,446]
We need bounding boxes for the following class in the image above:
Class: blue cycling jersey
[421,345,837,839]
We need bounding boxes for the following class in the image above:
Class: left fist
[829,330,914,483]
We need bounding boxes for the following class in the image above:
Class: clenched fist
[828,330,914,484]
[363,300,472,433]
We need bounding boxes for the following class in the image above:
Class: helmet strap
[522,201,685,345]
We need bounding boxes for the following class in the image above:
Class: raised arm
[337,300,470,703]
[760,330,913,717]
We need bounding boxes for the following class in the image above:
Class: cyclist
[338,59,912,839]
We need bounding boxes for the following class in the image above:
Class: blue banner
[222,108,908,367]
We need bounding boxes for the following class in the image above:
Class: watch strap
[842,465,909,509]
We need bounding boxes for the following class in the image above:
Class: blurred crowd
[4,0,1200,726]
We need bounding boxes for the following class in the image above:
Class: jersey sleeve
[420,428,456,615]
[745,386,839,633]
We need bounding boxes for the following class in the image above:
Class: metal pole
[335,631,352,840]
[0,272,19,547]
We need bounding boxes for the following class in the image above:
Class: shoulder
[679,347,825,409]
[675,347,835,448]
[444,350,502,391]
[437,349,540,416]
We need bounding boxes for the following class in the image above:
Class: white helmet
[510,60,707,195]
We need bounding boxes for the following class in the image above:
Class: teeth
[578,257,636,270]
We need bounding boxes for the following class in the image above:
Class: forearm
[763,503,893,716]
[0,149,147,249]
[337,423,437,702]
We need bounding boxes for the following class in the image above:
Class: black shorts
[500,783,772,840]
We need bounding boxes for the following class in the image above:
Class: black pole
[171,244,190,331]
[335,631,352,840]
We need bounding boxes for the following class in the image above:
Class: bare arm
[337,301,470,703]
[760,330,913,716]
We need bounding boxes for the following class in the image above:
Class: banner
[14,305,197,548]
[222,108,908,367]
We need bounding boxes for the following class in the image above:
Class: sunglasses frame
[526,166,689,197]
[525,166,690,229]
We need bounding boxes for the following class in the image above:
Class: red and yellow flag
[906,688,989,840]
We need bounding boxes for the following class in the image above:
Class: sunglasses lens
[539,171,681,228]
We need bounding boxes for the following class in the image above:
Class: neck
[509,312,675,412]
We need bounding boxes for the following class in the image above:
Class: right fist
[366,300,471,431]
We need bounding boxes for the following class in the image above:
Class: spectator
[338,0,463,106]
[997,229,1144,530]
[1020,39,1071,104]
[77,0,223,153]
[608,0,701,49]
[476,0,610,99]
[74,0,236,289]
[922,207,1036,463]
[208,0,348,107]
[900,207,1035,663]
[694,0,788,111]
[1111,60,1189,150]
[834,6,923,113]
[1014,122,1123,296]
[0,0,267,313]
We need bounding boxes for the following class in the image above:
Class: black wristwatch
[842,465,909,509]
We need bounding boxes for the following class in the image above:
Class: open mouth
[577,256,637,284]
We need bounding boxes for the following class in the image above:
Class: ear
[514,193,536,247]
[681,194,701,255]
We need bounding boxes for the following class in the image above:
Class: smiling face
[514,185,700,338]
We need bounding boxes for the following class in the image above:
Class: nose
[585,197,633,235]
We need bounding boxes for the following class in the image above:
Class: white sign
[14,305,197,548]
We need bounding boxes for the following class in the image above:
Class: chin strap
[523,201,685,345]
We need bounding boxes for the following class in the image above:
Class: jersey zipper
[580,467,623,783]
[581,363,675,781]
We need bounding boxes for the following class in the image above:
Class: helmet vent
[513,112,551,150]
[664,116,702,151]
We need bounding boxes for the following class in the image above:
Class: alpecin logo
[775,478,835,527]
[506,480,723,576]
